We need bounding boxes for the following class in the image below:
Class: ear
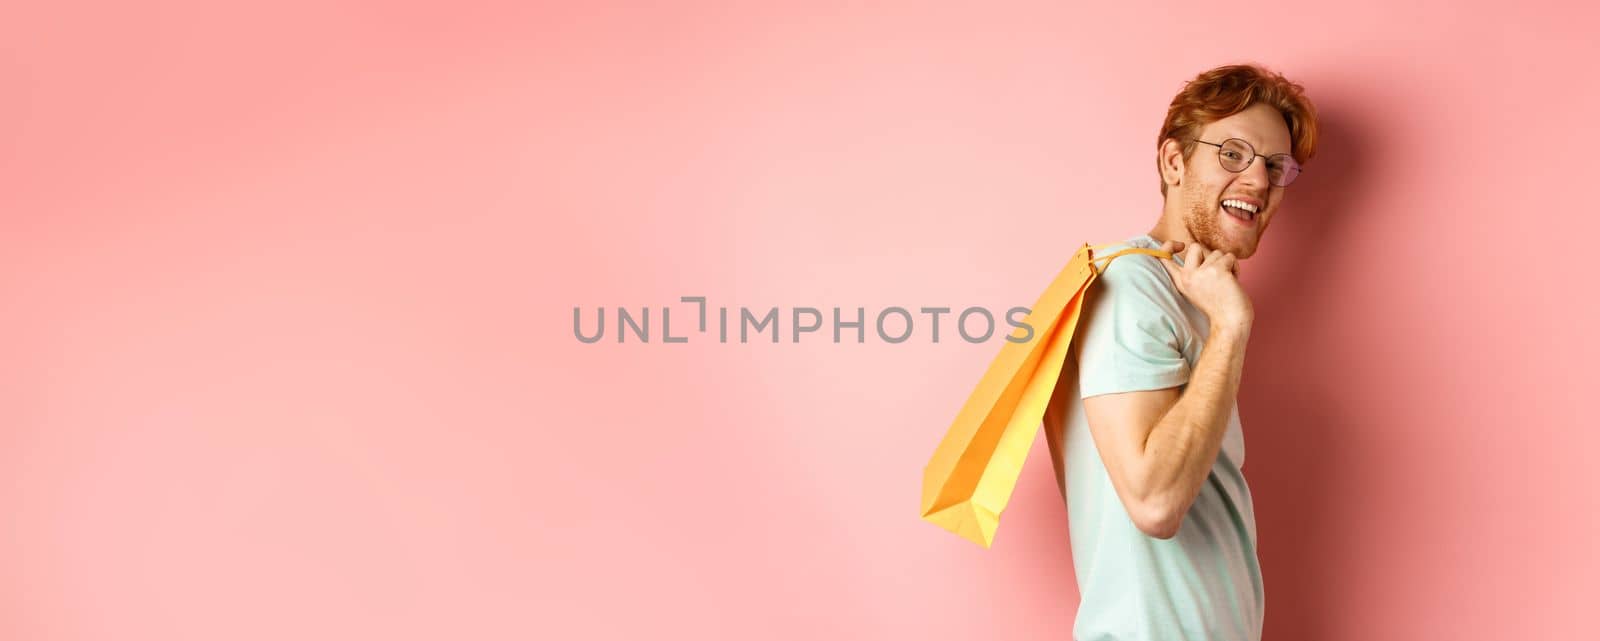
[1158,137,1186,187]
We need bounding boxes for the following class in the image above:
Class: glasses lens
[1267,154,1301,187]
[1218,139,1253,172]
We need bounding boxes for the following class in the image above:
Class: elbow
[1130,498,1183,540]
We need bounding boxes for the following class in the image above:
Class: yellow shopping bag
[920,242,1173,548]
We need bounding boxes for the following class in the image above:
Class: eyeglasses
[1190,138,1302,187]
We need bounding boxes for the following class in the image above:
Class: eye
[1221,150,1244,161]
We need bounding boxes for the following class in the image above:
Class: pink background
[5,2,1596,639]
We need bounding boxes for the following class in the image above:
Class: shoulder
[1075,239,1194,394]
[1080,239,1192,341]
[1093,240,1178,304]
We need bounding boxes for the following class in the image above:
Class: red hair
[1156,63,1319,195]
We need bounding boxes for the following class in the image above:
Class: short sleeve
[1075,252,1192,398]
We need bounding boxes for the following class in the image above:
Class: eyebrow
[1219,131,1291,157]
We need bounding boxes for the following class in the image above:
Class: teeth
[1222,199,1259,214]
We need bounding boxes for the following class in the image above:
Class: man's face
[1174,103,1294,259]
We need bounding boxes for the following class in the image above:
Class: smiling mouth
[1221,199,1259,225]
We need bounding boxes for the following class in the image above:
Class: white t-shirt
[1042,234,1264,641]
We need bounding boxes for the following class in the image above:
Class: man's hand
[1156,240,1253,331]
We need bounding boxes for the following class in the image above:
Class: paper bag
[919,242,1172,548]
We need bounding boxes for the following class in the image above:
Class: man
[1042,63,1320,641]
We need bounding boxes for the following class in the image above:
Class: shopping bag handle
[1084,244,1174,275]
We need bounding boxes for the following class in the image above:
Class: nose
[1238,154,1270,188]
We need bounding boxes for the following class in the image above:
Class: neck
[1147,203,1192,245]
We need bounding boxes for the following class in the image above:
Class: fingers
[1214,252,1238,275]
[1182,243,1207,269]
[1202,251,1240,277]
[1158,239,1191,284]
[1158,254,1180,283]
[1168,241,1243,278]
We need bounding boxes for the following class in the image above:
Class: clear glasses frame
[1190,138,1302,187]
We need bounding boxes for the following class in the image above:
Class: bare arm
[1082,240,1253,539]
[1083,321,1249,538]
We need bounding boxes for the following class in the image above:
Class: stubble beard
[1181,179,1260,258]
